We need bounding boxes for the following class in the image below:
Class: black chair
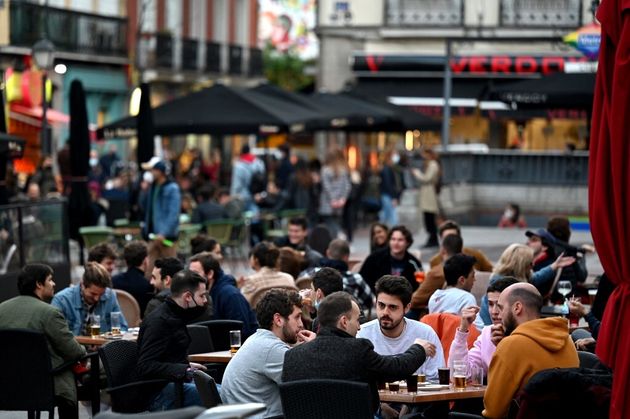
[193,320,243,351]
[279,379,373,419]
[193,370,222,408]
[0,328,81,419]
[98,340,184,413]
[577,350,607,370]
[187,324,215,354]
[94,406,205,419]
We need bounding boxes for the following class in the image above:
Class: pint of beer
[453,375,467,390]
[230,330,241,355]
[90,314,101,337]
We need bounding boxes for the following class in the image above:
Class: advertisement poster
[258,0,318,60]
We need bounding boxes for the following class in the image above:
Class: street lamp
[32,39,55,156]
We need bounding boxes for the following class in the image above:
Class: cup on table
[388,382,400,393]
[229,330,241,355]
[90,314,101,337]
[438,367,450,385]
[110,311,122,335]
[469,366,484,387]
[453,360,467,390]
[417,373,426,384]
[406,376,418,393]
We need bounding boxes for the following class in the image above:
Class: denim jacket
[52,285,128,335]
[142,179,181,240]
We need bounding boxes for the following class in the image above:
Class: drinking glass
[438,367,450,385]
[469,366,484,387]
[229,330,241,355]
[453,360,467,390]
[110,312,122,335]
[406,375,418,393]
[90,314,101,337]
[557,281,572,300]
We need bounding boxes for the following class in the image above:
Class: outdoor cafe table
[188,350,233,364]
[75,332,138,346]
[379,385,486,403]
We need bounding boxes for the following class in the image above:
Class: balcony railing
[206,42,222,73]
[248,48,264,77]
[10,1,127,57]
[229,45,243,75]
[386,0,463,26]
[500,0,583,28]
[182,38,199,71]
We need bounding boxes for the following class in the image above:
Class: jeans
[149,382,203,411]
[379,194,398,227]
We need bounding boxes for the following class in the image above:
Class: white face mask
[392,153,400,164]
[89,158,98,167]
[143,171,154,184]
[504,209,514,219]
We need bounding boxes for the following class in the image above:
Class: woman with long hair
[369,222,389,253]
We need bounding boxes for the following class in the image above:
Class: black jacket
[282,327,426,412]
[136,298,191,382]
[112,267,154,316]
[359,247,423,292]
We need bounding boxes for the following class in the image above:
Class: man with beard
[0,264,86,419]
[221,289,316,418]
[482,283,579,418]
[358,275,444,382]
[136,270,210,410]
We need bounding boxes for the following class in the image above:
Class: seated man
[145,257,185,317]
[136,270,209,410]
[483,283,579,418]
[112,241,154,316]
[308,267,344,332]
[189,252,258,338]
[273,216,323,268]
[53,262,128,335]
[359,225,423,293]
[283,291,436,414]
[0,264,87,419]
[448,277,518,376]
[300,239,375,313]
[87,242,118,276]
[221,289,315,418]
[411,234,463,313]
[428,253,484,331]
[358,275,444,382]
[429,220,493,272]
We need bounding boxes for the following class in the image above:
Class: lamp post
[32,39,55,156]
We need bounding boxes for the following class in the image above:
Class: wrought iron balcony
[248,48,264,77]
[500,0,583,28]
[206,42,221,73]
[182,38,198,71]
[10,1,127,57]
[229,45,243,75]
[386,0,463,26]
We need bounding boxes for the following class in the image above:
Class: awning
[487,73,595,109]
[8,103,70,127]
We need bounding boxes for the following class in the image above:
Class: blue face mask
[314,299,320,311]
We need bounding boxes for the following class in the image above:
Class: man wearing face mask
[136,270,210,410]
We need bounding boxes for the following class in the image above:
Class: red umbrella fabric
[588,1,630,417]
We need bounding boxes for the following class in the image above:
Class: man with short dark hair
[112,241,154,316]
[429,220,493,272]
[137,270,210,410]
[358,276,444,382]
[221,289,315,418]
[274,216,322,267]
[87,242,118,275]
[0,264,87,419]
[482,283,579,418]
[145,257,185,317]
[311,266,344,304]
[53,262,128,335]
[189,252,258,338]
[411,234,463,312]
[428,253,483,331]
[282,291,436,414]
[359,225,423,292]
[191,185,227,224]
[448,277,519,377]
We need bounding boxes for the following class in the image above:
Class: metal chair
[98,340,183,413]
[187,324,215,354]
[79,226,115,248]
[279,379,373,419]
[193,370,222,408]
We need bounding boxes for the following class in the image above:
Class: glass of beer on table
[453,360,467,390]
[90,314,101,337]
[230,330,241,354]
[111,311,122,335]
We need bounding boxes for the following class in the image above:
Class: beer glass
[111,312,122,335]
[229,330,241,354]
[469,366,484,387]
[453,360,467,390]
[90,314,101,337]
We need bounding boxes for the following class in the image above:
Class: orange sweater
[482,317,579,418]
[430,247,494,272]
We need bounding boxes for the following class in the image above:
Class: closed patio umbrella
[136,83,155,167]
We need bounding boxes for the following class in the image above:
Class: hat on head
[525,228,556,245]
[141,156,167,173]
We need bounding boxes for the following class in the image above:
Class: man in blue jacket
[141,157,181,267]
[189,252,258,339]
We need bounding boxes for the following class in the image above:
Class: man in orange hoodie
[482,283,579,418]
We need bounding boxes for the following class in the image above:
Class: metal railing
[500,0,583,28]
[385,0,464,26]
[10,1,128,57]
[440,151,589,186]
